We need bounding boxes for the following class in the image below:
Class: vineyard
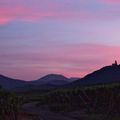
[37,83,120,120]
[0,83,120,120]
[0,87,22,120]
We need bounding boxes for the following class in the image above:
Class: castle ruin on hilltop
[112,60,118,66]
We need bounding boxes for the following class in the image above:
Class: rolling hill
[0,75,27,89]
[70,62,120,87]
[0,74,74,90]
[30,74,71,85]
[2,62,120,90]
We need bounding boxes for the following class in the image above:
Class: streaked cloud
[0,43,120,80]
[0,0,120,80]
[0,0,120,25]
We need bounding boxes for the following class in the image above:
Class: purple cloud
[0,0,120,25]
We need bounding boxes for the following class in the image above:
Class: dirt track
[20,102,77,120]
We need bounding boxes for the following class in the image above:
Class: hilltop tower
[112,60,118,66]
[115,60,118,65]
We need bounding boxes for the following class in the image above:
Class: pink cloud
[0,3,94,25]
[0,6,54,24]
[1,0,120,25]
[0,17,11,25]
[0,43,120,80]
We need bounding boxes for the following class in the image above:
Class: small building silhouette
[112,60,118,66]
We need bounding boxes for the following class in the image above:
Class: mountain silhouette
[1,62,120,90]
[0,75,27,89]
[31,74,70,85]
[70,62,120,87]
[0,74,73,90]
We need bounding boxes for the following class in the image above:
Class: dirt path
[19,111,38,120]
[21,102,77,120]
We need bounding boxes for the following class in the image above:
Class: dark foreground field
[0,83,120,120]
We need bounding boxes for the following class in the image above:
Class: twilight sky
[1,0,120,80]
